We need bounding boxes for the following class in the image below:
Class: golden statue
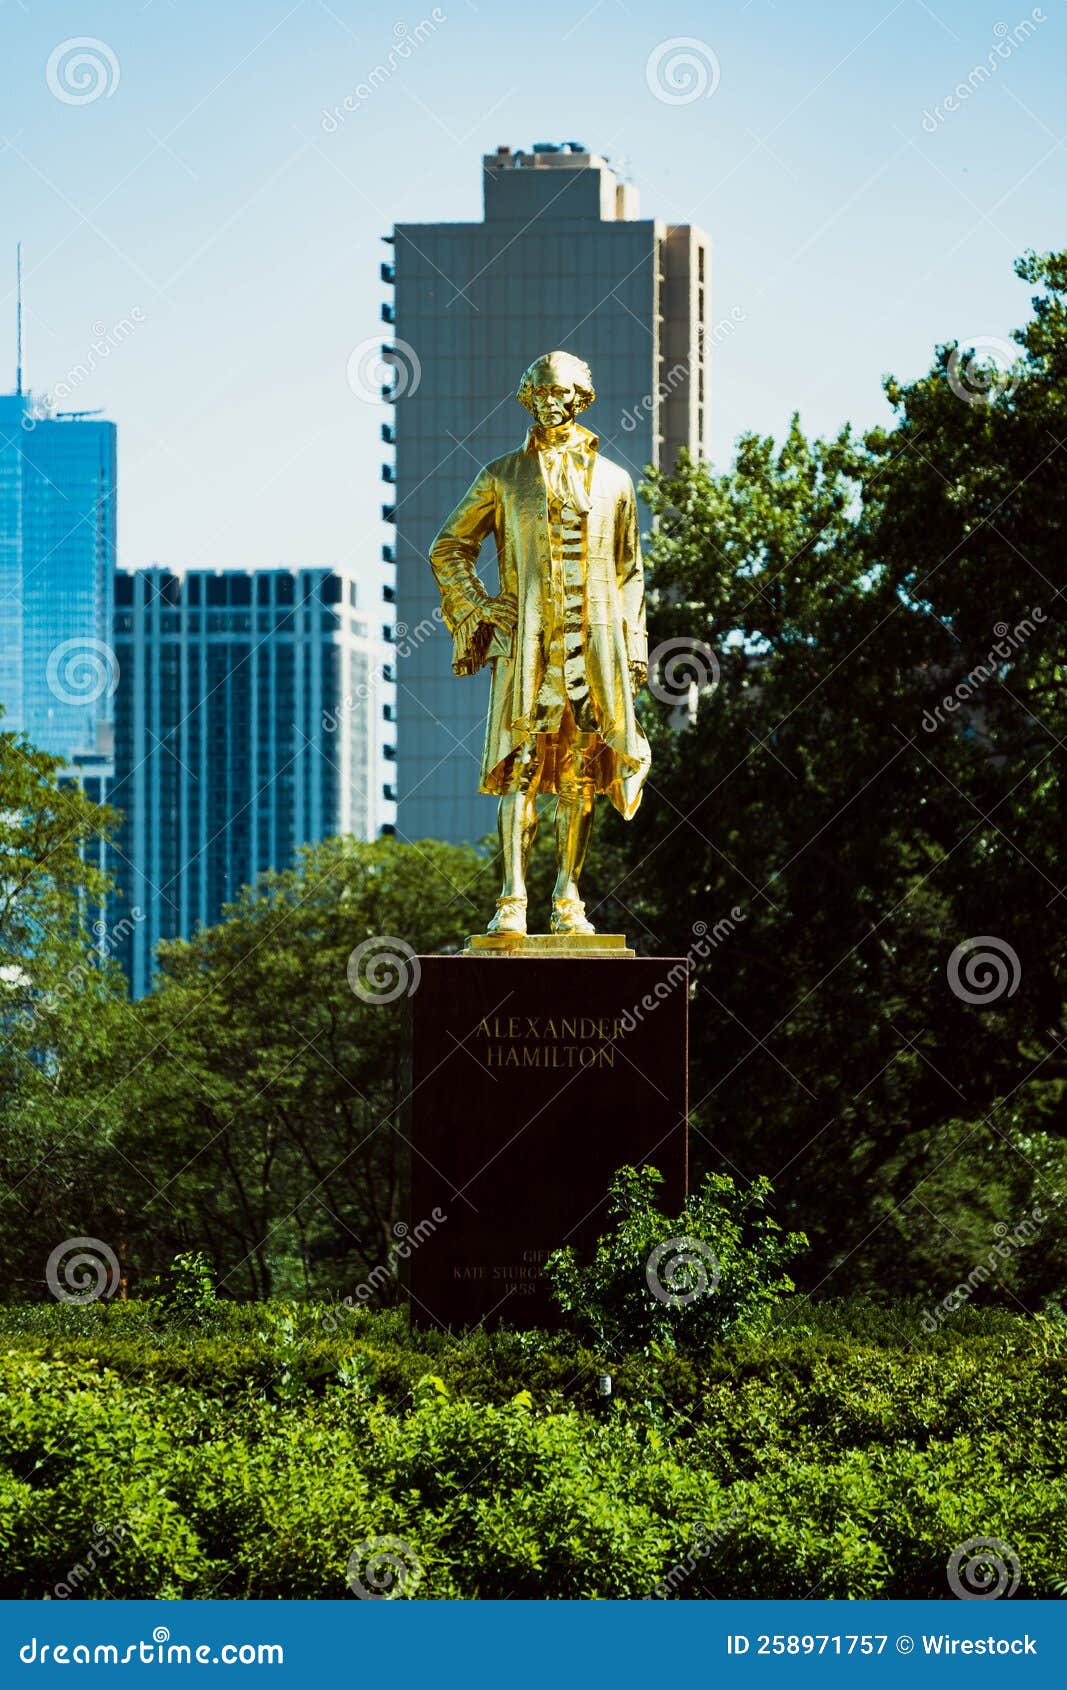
[429,351,651,938]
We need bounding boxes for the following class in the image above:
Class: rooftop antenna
[15,242,23,396]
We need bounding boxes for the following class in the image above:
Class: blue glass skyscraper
[113,565,395,996]
[0,389,117,765]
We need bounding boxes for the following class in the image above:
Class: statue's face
[529,380,577,429]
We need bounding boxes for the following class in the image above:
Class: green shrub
[545,1165,807,1352]
[0,1299,1062,1598]
[164,1251,219,1319]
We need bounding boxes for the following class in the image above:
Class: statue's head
[517,350,595,429]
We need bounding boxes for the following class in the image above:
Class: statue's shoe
[550,897,596,936]
[486,896,527,936]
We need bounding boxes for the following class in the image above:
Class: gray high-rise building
[112,565,395,996]
[0,390,117,767]
[387,142,709,843]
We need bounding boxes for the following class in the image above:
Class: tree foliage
[584,250,1067,1294]
[95,837,485,1298]
[0,725,124,1296]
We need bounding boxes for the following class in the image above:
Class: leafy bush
[0,1300,1063,1599]
[544,1165,807,1352]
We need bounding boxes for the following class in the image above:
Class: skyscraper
[0,390,117,767]
[387,142,709,843]
[112,565,395,996]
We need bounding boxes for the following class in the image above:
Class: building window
[698,246,705,282]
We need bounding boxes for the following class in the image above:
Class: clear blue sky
[2,0,1063,578]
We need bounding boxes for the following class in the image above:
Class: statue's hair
[516,350,595,415]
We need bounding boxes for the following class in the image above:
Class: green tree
[587,251,1067,1297]
[102,837,487,1298]
[0,723,126,1296]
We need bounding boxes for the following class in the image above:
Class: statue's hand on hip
[484,593,517,633]
[629,661,647,697]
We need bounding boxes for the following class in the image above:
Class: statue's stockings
[497,729,597,906]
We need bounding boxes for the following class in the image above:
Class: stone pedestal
[408,948,688,1329]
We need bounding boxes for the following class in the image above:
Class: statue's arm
[617,482,648,690]
[429,470,513,675]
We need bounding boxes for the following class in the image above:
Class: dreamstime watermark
[45,1237,119,1303]
[321,13,447,131]
[22,312,147,424]
[921,608,1045,731]
[921,1204,1046,1332]
[46,38,120,105]
[322,609,442,732]
[921,12,1045,132]
[19,1631,283,1666]
[347,1535,423,1599]
[646,37,720,105]
[618,912,746,1039]
[29,909,145,1028]
[92,909,145,961]
[346,337,422,402]
[646,1236,720,1306]
[620,310,745,434]
[45,638,120,708]
[346,936,421,1004]
[54,1519,136,1599]
[647,637,720,709]
[946,335,1020,406]
[947,1535,1022,1600]
[947,936,1021,1005]
[648,1505,744,1598]
[622,361,691,434]
[322,1210,447,1331]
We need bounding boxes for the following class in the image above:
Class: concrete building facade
[387,143,709,843]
